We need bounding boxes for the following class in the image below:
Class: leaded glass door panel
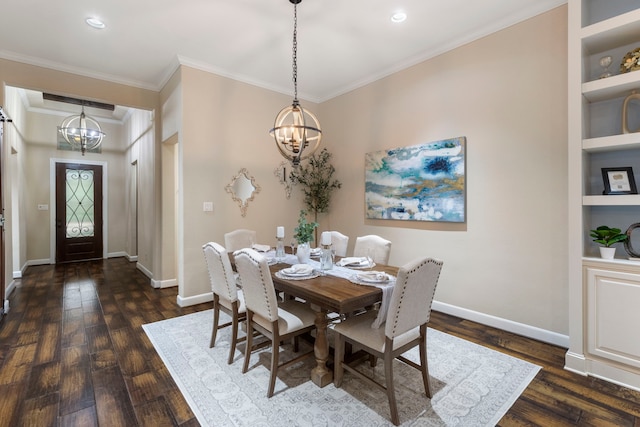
[55,163,103,262]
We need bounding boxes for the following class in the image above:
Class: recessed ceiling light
[391,12,407,23]
[86,17,106,29]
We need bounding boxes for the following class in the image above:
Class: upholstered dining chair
[328,231,349,257]
[234,248,316,398]
[224,229,257,252]
[353,234,392,265]
[202,242,247,365]
[333,256,443,426]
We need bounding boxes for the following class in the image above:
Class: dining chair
[224,229,257,252]
[202,242,247,364]
[353,234,392,265]
[234,247,316,398]
[333,256,443,426]
[328,231,349,257]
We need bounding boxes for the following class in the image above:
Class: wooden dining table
[269,260,399,387]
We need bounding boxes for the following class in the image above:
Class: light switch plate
[203,202,213,212]
[38,204,49,211]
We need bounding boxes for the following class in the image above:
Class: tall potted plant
[293,210,318,263]
[590,225,628,259]
[290,148,342,244]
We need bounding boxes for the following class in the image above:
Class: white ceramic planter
[599,246,616,259]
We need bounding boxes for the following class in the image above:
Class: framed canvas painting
[365,136,466,222]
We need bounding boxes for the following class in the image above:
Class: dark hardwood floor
[0,258,638,426]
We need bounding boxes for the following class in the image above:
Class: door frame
[49,158,108,263]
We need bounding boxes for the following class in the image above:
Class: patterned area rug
[143,310,540,426]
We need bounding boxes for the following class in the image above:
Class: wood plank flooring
[0,257,639,426]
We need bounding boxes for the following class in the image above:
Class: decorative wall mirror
[225,168,261,217]
[274,161,295,199]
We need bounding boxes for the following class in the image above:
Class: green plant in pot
[590,225,628,259]
[293,210,318,263]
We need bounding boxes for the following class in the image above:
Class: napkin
[282,264,314,276]
[337,257,369,267]
[357,271,388,282]
[251,243,271,252]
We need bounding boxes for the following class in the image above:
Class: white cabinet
[586,264,640,369]
[567,0,640,391]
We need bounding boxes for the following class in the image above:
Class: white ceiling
[1,0,565,114]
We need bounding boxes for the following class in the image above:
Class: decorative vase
[599,246,616,259]
[296,242,311,263]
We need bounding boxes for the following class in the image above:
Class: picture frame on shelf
[602,167,638,195]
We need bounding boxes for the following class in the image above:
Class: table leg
[310,309,332,387]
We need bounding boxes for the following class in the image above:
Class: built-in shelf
[581,9,640,53]
[583,194,640,206]
[582,72,640,102]
[583,133,640,152]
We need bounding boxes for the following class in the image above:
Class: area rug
[143,310,540,426]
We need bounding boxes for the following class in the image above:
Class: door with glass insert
[55,163,103,263]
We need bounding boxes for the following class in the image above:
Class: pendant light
[269,0,322,167]
[59,105,105,155]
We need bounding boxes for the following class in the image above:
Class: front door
[55,163,103,263]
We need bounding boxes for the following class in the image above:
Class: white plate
[275,271,319,281]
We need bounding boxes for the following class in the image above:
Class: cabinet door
[586,267,640,368]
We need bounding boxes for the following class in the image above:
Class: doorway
[55,162,103,263]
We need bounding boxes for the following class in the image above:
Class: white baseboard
[108,251,129,258]
[177,291,213,307]
[127,254,138,262]
[5,280,17,298]
[432,300,570,348]
[136,262,153,279]
[151,278,177,289]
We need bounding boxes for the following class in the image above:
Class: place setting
[349,270,395,286]
[336,256,375,269]
[275,263,320,280]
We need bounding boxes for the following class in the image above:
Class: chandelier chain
[292,2,298,102]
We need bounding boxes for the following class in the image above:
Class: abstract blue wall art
[365,136,466,223]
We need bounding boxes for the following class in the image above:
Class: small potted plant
[293,210,318,263]
[590,225,628,259]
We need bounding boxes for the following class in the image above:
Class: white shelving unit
[567,0,640,391]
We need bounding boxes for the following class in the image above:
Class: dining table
[269,253,399,388]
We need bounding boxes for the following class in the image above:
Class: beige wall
[174,66,313,303]
[320,6,568,336]
[2,6,569,341]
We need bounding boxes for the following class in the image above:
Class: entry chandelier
[59,105,105,155]
[269,0,322,167]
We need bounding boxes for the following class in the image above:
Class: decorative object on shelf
[274,161,295,199]
[623,223,640,259]
[58,105,106,155]
[225,168,261,217]
[622,91,640,134]
[620,47,640,74]
[365,136,466,223]
[599,55,612,79]
[269,0,322,167]
[601,167,638,195]
[289,148,341,243]
[590,225,628,259]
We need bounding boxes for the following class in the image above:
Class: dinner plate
[275,271,319,281]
